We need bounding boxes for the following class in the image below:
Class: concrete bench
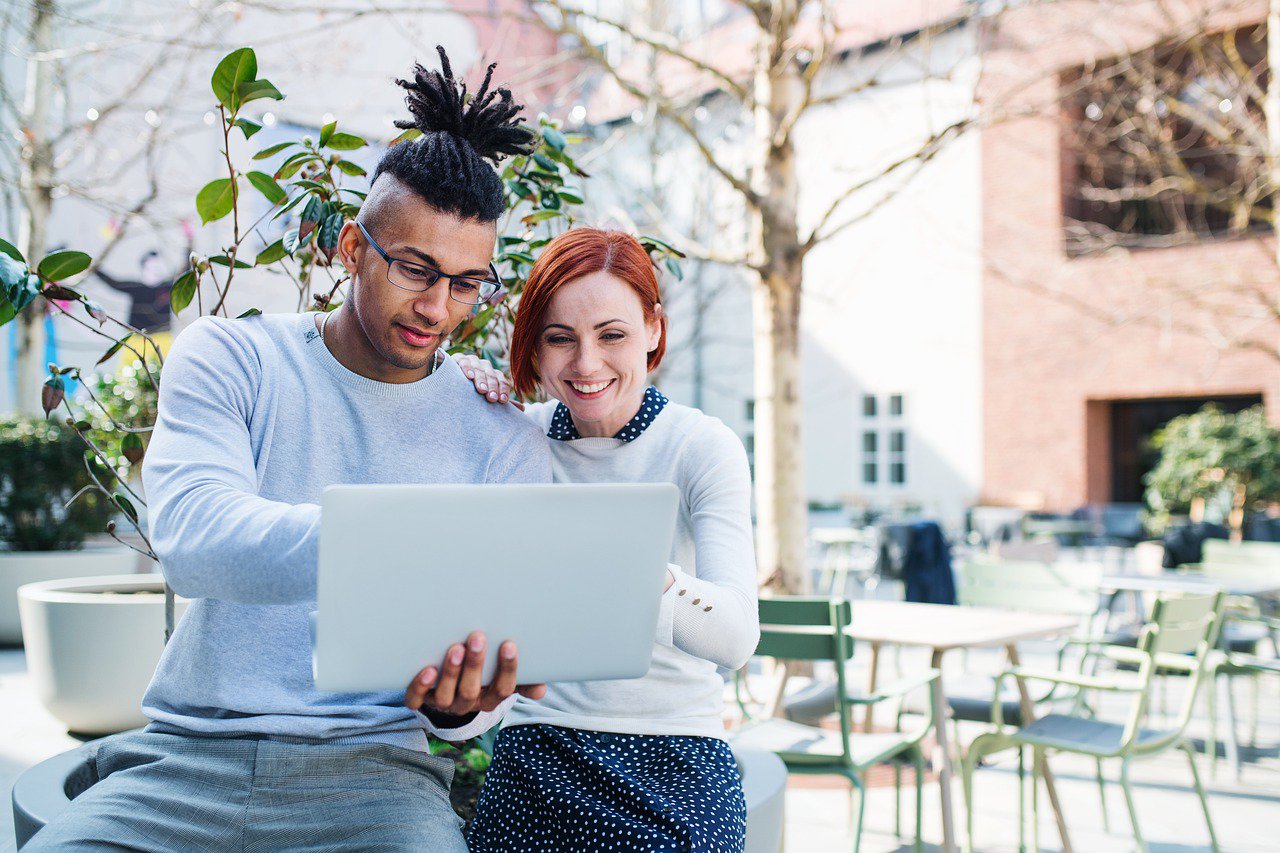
[13,740,787,851]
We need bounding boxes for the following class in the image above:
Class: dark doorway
[1110,395,1264,502]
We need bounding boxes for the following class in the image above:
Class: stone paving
[3,636,1277,852]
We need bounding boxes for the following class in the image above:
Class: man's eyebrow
[397,246,489,278]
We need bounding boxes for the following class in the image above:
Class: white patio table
[846,600,1080,853]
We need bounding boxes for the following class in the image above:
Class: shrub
[0,417,113,550]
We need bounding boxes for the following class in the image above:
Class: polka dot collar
[548,386,669,442]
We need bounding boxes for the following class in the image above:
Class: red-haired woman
[461,228,759,852]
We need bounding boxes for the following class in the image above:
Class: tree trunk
[750,3,808,593]
[15,0,54,417]
[1270,2,1280,349]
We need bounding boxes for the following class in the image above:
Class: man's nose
[410,282,451,326]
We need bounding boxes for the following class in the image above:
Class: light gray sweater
[503,400,760,739]
[140,313,551,748]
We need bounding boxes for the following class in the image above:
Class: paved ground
[2,635,1277,851]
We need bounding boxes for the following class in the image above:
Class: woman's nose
[572,342,603,373]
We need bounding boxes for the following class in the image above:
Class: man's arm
[142,318,321,605]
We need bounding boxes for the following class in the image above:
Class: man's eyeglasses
[357,222,503,306]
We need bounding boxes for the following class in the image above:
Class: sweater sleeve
[141,318,322,605]
[655,420,760,670]
[414,694,517,741]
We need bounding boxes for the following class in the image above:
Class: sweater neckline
[300,312,452,399]
[548,386,669,442]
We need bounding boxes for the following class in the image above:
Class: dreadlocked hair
[372,46,537,223]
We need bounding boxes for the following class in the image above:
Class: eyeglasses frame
[355,221,504,305]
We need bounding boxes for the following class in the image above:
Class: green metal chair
[730,596,940,853]
[962,591,1225,853]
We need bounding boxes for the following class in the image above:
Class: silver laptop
[314,483,679,692]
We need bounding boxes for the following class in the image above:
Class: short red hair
[510,228,667,397]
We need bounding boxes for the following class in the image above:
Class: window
[861,430,878,484]
[1061,25,1269,254]
[862,395,877,417]
[889,395,903,417]
[744,399,755,421]
[889,430,906,485]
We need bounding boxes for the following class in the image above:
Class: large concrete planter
[18,574,187,735]
[0,547,138,644]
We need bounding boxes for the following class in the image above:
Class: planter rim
[17,573,183,604]
[0,544,135,558]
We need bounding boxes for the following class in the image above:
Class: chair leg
[849,774,867,853]
[1095,758,1109,833]
[912,747,925,853]
[1119,756,1147,852]
[1221,673,1241,779]
[1030,748,1041,853]
[894,760,902,839]
[1248,672,1259,750]
[1017,747,1027,853]
[1182,740,1221,853]
[1207,669,1220,778]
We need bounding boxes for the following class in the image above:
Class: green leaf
[236,307,262,319]
[113,492,139,524]
[319,121,336,147]
[532,152,559,172]
[271,192,310,220]
[95,337,127,366]
[325,132,366,151]
[196,178,237,224]
[170,269,198,314]
[41,374,66,417]
[507,182,533,199]
[664,257,684,281]
[639,236,687,258]
[556,188,585,205]
[84,299,108,324]
[236,78,283,107]
[121,432,145,466]
[318,211,344,254]
[211,48,257,110]
[389,127,422,146]
[0,238,23,263]
[541,127,567,151]
[275,154,312,181]
[37,250,91,282]
[333,159,366,177]
[42,284,80,301]
[253,141,295,160]
[246,170,287,205]
[522,209,563,225]
[209,255,252,269]
[0,294,16,328]
[234,118,263,139]
[0,254,30,291]
[255,239,287,265]
[298,195,325,240]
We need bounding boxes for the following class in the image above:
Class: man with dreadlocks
[26,49,549,852]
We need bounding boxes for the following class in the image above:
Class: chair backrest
[1201,539,1280,578]
[959,557,1101,617]
[1122,591,1225,745]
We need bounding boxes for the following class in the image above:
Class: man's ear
[337,221,361,274]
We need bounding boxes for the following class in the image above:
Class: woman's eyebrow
[594,319,627,329]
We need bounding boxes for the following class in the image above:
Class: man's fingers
[454,631,487,707]
[486,640,520,702]
[516,682,547,701]
[404,665,437,709]
[431,643,465,709]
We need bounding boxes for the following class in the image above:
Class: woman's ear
[647,302,664,351]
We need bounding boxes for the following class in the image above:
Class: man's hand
[405,630,547,718]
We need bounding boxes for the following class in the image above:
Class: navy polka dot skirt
[468,724,747,852]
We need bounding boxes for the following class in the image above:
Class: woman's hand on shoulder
[455,353,516,406]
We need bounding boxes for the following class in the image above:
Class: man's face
[338,184,496,379]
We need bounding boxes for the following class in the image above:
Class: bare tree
[526,0,978,592]
[1,0,225,416]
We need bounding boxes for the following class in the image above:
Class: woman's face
[536,270,661,438]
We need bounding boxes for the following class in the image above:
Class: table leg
[1006,643,1073,853]
[929,649,957,853]
[864,641,882,732]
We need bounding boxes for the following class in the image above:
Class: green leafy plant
[1144,404,1280,541]
[0,417,113,551]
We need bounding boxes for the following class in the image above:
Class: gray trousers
[23,731,468,852]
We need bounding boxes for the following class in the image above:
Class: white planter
[18,574,188,736]
[0,547,139,644]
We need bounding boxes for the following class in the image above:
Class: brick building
[978,0,1280,511]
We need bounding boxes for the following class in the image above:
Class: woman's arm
[656,421,760,670]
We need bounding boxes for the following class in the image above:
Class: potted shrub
[0,416,134,644]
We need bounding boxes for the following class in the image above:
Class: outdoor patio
[5,609,1278,851]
